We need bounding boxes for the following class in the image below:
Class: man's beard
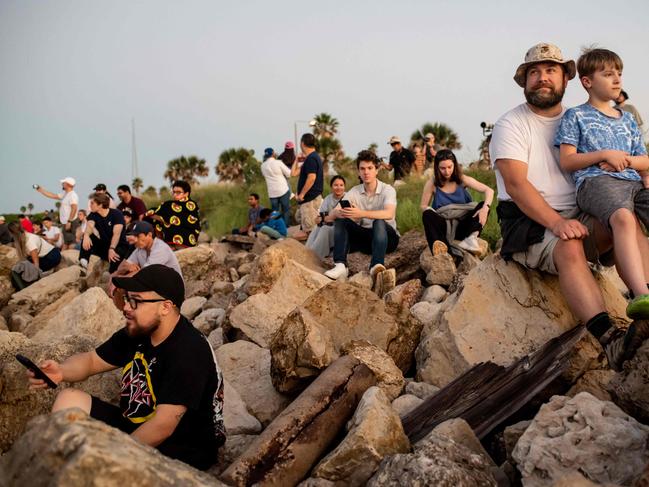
[525,83,565,109]
[125,316,160,337]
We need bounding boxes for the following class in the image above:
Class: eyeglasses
[171,190,185,194]
[126,296,167,309]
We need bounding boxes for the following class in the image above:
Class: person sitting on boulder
[79,192,130,273]
[306,175,346,259]
[27,264,226,470]
[146,180,201,249]
[420,149,494,257]
[231,193,264,236]
[255,208,287,240]
[7,221,61,289]
[324,150,400,297]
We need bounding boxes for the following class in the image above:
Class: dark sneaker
[626,294,649,320]
[601,320,649,371]
[622,320,649,362]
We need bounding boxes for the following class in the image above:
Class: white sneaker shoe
[458,232,481,253]
[79,258,88,269]
[324,263,348,280]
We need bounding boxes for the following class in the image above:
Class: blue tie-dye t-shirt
[554,103,647,189]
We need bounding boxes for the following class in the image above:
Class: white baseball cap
[60,177,76,186]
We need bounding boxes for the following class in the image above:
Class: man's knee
[553,238,589,271]
[372,219,387,231]
[52,388,92,414]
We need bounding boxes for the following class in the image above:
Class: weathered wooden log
[221,355,376,487]
[402,324,585,443]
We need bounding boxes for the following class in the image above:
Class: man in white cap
[385,136,414,186]
[35,177,79,249]
[490,42,649,371]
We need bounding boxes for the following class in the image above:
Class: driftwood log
[402,325,586,443]
[221,355,376,487]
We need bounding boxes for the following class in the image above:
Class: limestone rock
[416,255,627,387]
[207,328,224,351]
[270,281,414,393]
[228,258,331,347]
[194,308,226,335]
[19,289,80,336]
[31,287,124,343]
[224,380,262,435]
[84,255,108,289]
[0,331,120,453]
[432,418,495,467]
[181,295,207,320]
[405,380,440,399]
[567,369,615,402]
[383,279,423,318]
[210,434,258,477]
[391,394,423,417]
[236,261,253,277]
[0,276,12,309]
[513,392,649,486]
[551,472,603,486]
[409,301,442,331]
[341,341,405,401]
[313,386,410,486]
[215,341,289,426]
[348,270,372,289]
[609,340,649,423]
[425,253,456,287]
[367,430,497,486]
[59,249,80,267]
[176,245,227,297]
[8,313,30,333]
[198,231,212,243]
[0,409,226,486]
[503,419,531,462]
[0,315,7,331]
[8,265,81,315]
[221,356,376,487]
[0,245,19,276]
[421,285,447,304]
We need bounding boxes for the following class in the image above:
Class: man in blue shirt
[291,133,323,239]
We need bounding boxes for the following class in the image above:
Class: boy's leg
[610,208,649,298]
[632,186,649,282]
[259,225,282,240]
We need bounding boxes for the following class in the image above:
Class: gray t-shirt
[127,238,183,279]
[345,181,399,234]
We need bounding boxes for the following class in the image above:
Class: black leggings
[422,202,484,252]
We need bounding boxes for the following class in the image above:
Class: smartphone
[32,184,40,190]
[15,354,58,389]
[339,200,351,208]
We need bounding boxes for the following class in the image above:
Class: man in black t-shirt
[290,133,323,238]
[79,192,130,273]
[27,264,225,471]
[386,136,415,185]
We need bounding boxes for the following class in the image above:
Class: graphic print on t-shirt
[121,351,157,423]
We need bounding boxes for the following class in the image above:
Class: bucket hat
[514,43,576,87]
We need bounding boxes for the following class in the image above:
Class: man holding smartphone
[324,150,400,297]
[34,177,79,249]
[26,264,225,470]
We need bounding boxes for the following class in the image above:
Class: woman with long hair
[8,221,61,280]
[420,149,494,255]
[306,175,346,258]
[278,141,297,169]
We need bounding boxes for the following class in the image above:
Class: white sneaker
[458,233,481,253]
[324,263,348,280]
[79,258,88,269]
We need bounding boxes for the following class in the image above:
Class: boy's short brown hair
[577,47,623,78]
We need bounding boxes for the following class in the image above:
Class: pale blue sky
[1,0,648,213]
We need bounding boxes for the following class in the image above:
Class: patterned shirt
[554,103,647,189]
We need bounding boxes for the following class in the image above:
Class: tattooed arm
[131,404,187,447]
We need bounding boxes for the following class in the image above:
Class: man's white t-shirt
[261,157,291,198]
[43,226,63,248]
[25,232,54,257]
[490,103,576,211]
[58,190,79,224]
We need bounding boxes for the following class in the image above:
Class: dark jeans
[35,248,62,272]
[79,234,130,273]
[270,190,291,228]
[422,202,484,252]
[333,218,399,268]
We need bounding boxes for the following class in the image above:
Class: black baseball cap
[126,221,153,236]
[112,264,184,308]
[94,183,107,191]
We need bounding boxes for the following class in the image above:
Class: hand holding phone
[32,184,40,190]
[16,354,59,389]
[339,200,351,208]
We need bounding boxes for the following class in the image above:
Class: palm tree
[163,155,209,185]
[55,202,61,210]
[27,203,34,215]
[317,137,344,171]
[159,186,170,200]
[410,122,462,150]
[312,113,339,139]
[216,148,258,183]
[143,186,158,198]
[19,205,26,214]
[367,143,379,155]
[132,177,143,195]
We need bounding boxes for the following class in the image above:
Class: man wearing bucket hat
[386,135,415,186]
[490,42,649,371]
[27,264,225,470]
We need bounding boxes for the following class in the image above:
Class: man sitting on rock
[28,264,225,470]
[232,193,264,237]
[324,150,400,297]
[490,42,649,370]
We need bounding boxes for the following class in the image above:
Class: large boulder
[227,257,330,347]
[176,245,227,297]
[30,287,124,343]
[0,409,226,486]
[367,430,497,486]
[343,230,428,283]
[8,266,82,316]
[512,392,649,487]
[270,281,418,393]
[341,341,404,401]
[19,289,80,336]
[0,276,12,309]
[0,331,120,453]
[223,380,262,435]
[416,254,627,387]
[0,245,19,277]
[215,341,289,426]
[312,386,410,486]
[609,339,649,423]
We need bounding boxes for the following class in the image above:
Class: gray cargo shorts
[510,208,600,275]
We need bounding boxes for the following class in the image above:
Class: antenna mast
[131,118,139,181]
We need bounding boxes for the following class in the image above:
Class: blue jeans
[270,190,291,227]
[333,219,399,268]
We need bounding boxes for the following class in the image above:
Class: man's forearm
[38,188,60,200]
[110,225,123,249]
[59,352,95,382]
[360,208,395,221]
